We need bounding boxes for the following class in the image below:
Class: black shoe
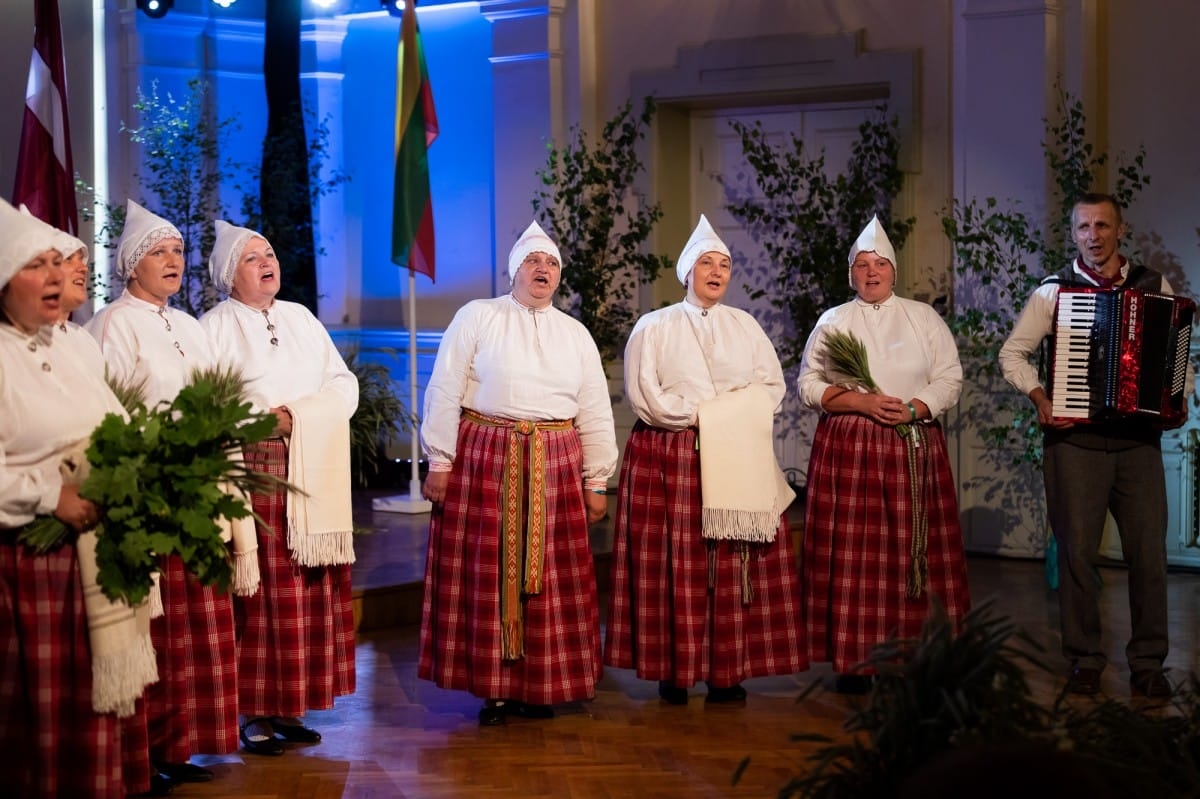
[833,674,874,695]
[156,761,214,783]
[511,701,555,719]
[658,680,689,705]
[269,717,322,743]
[1131,669,1172,698]
[1066,666,1102,696]
[705,683,747,704]
[240,722,285,756]
[478,700,508,726]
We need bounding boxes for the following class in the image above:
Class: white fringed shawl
[282,391,356,567]
[697,384,794,542]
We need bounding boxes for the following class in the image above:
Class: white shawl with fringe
[76,529,158,717]
[282,391,356,567]
[58,448,158,716]
[697,384,794,542]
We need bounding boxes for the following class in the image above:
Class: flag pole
[373,0,434,514]
[373,268,432,513]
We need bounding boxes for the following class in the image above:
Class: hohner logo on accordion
[1050,287,1195,428]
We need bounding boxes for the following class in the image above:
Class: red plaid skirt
[419,418,602,704]
[0,538,145,798]
[145,555,238,759]
[235,440,356,717]
[604,422,808,688]
[802,414,970,673]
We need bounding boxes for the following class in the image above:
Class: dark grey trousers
[1042,439,1169,672]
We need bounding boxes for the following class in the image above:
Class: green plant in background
[723,108,913,371]
[120,79,242,315]
[533,96,671,368]
[78,79,346,316]
[342,346,416,489]
[748,602,1200,798]
[941,92,1152,471]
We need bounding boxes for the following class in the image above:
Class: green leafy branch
[20,367,288,606]
[533,96,671,368]
[341,346,417,488]
[724,108,913,372]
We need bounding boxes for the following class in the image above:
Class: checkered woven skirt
[0,539,140,798]
[235,439,356,717]
[418,417,602,704]
[604,422,808,688]
[802,414,970,673]
[145,554,238,760]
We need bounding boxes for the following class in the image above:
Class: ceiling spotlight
[380,0,407,18]
[212,0,238,8]
[137,0,173,18]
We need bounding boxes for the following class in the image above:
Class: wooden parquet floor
[175,551,1200,799]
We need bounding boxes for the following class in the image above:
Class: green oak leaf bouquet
[18,365,285,605]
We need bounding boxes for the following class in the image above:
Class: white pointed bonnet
[18,203,87,264]
[676,213,730,284]
[55,231,89,263]
[0,198,62,289]
[208,219,263,295]
[116,200,182,279]
[848,214,897,268]
[507,220,562,282]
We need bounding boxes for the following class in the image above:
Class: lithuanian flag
[391,2,438,280]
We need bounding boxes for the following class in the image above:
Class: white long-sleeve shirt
[199,298,358,419]
[998,258,1183,397]
[420,295,618,485]
[797,295,963,419]
[624,300,785,430]
[0,323,126,527]
[84,289,216,406]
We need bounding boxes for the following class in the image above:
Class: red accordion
[1050,287,1195,428]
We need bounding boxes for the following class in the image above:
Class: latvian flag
[13,0,78,236]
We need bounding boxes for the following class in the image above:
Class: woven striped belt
[461,408,574,660]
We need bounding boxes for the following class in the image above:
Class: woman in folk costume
[419,221,617,726]
[49,225,92,335]
[0,198,157,798]
[604,214,806,705]
[85,201,244,784]
[797,215,970,694]
[200,220,358,755]
[17,203,93,341]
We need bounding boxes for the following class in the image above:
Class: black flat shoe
[658,680,689,705]
[269,717,322,743]
[511,701,555,719]
[705,683,747,704]
[240,723,285,756]
[478,700,508,726]
[156,761,213,783]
